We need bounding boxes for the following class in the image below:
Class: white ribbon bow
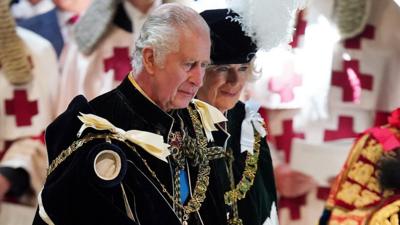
[77,113,170,163]
[241,100,267,154]
[192,99,228,142]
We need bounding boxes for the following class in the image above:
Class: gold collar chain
[224,131,262,225]
[47,105,222,225]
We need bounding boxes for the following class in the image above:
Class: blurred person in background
[0,0,59,223]
[54,0,161,116]
[319,108,400,225]
[17,0,92,58]
[11,0,54,20]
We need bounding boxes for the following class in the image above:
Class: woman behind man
[197,9,278,225]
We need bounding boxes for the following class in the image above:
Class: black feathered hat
[200,8,257,65]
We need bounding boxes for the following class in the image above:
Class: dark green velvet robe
[226,101,278,225]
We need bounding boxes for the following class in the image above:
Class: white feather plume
[226,0,308,51]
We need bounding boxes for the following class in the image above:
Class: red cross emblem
[268,74,302,103]
[290,11,307,49]
[331,60,373,103]
[324,116,358,141]
[279,194,307,220]
[5,90,38,127]
[274,119,305,163]
[344,25,375,50]
[104,47,133,81]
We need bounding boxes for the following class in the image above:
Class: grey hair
[131,3,209,74]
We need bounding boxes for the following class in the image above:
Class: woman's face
[197,63,250,112]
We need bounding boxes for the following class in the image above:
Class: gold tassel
[0,0,32,85]
[334,0,372,39]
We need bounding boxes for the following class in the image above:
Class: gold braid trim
[132,136,211,218]
[368,200,400,225]
[205,146,226,160]
[47,133,118,176]
[228,217,244,225]
[0,0,32,85]
[224,131,261,206]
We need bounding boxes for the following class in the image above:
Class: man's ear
[142,47,156,75]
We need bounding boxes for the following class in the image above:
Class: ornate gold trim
[368,200,400,225]
[47,133,122,176]
[224,131,261,206]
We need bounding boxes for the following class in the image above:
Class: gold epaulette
[325,124,400,224]
[325,134,392,224]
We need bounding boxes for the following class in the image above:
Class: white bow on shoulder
[192,99,227,142]
[241,100,267,154]
[77,113,171,163]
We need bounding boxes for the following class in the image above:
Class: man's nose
[227,69,240,84]
[189,65,204,87]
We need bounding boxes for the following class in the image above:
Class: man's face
[197,64,250,112]
[152,29,211,111]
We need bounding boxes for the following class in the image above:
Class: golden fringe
[334,0,372,39]
[0,0,32,85]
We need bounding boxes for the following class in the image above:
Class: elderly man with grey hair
[33,3,230,225]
